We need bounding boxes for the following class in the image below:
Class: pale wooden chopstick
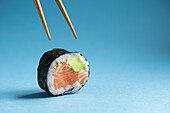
[56,0,78,39]
[33,0,51,40]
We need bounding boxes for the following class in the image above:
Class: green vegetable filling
[68,55,85,72]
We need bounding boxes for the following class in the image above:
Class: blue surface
[1,0,170,113]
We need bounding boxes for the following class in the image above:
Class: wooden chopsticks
[56,0,77,39]
[33,0,51,40]
[33,0,77,40]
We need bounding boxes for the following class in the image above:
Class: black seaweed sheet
[37,48,89,95]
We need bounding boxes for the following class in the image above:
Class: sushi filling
[47,53,89,95]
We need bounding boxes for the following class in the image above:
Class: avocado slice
[68,55,85,72]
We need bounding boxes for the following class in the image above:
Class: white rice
[47,53,89,95]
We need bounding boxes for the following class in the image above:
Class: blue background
[0,0,170,113]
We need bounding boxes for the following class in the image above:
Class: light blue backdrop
[0,0,170,113]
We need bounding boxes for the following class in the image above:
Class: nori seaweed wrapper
[37,48,90,95]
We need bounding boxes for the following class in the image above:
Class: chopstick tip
[48,36,51,40]
[47,34,51,40]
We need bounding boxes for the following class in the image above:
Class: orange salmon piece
[52,62,88,90]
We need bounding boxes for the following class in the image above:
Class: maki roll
[37,48,89,95]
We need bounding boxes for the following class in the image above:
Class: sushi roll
[37,48,89,95]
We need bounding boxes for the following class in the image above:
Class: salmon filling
[52,61,88,90]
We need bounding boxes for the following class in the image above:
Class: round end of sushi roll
[37,49,89,96]
[47,52,89,95]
